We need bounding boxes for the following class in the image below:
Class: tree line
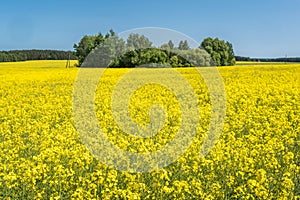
[73,30,236,67]
[0,50,76,62]
[236,56,300,63]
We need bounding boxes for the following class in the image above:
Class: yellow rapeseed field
[0,60,299,199]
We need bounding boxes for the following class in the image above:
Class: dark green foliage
[73,35,97,66]
[200,37,236,66]
[235,56,300,63]
[73,29,116,66]
[110,48,211,68]
[168,40,175,50]
[235,56,252,61]
[0,50,76,62]
[82,36,127,68]
[110,48,170,68]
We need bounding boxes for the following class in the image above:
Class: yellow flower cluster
[0,61,299,199]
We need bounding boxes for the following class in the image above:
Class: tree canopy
[73,29,117,66]
[200,37,236,66]
[126,33,152,50]
[178,40,190,50]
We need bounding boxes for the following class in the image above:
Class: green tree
[226,41,236,65]
[160,40,175,51]
[178,48,212,67]
[178,40,189,50]
[94,33,105,47]
[73,30,116,66]
[84,35,126,68]
[200,37,236,66]
[126,33,152,50]
[160,43,170,50]
[73,35,97,66]
[168,40,174,49]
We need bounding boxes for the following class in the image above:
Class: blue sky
[0,0,299,57]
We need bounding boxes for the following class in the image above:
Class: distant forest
[0,49,299,64]
[0,50,76,62]
[236,56,300,63]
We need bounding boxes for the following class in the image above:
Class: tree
[73,29,116,66]
[178,48,211,67]
[94,33,105,47]
[200,37,236,66]
[126,33,152,50]
[226,41,236,65]
[73,35,97,66]
[83,35,126,68]
[160,43,170,50]
[178,40,189,50]
[160,40,175,51]
[168,40,174,49]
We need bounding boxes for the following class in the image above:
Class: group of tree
[73,30,236,67]
[0,50,76,62]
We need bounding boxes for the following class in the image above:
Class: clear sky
[0,0,299,58]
